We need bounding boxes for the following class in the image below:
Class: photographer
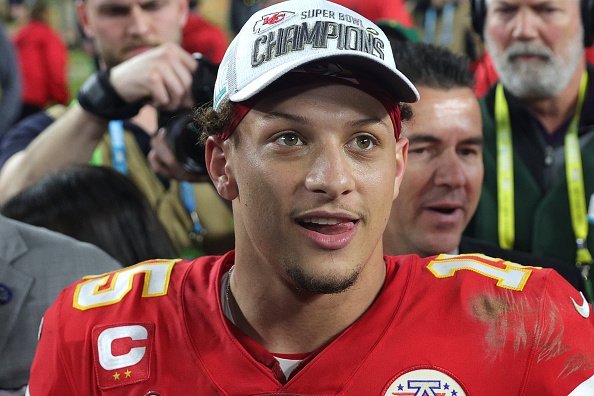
[0,0,234,258]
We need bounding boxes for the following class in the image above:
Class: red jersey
[28,252,594,395]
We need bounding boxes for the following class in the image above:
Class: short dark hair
[392,42,474,90]
[194,100,233,143]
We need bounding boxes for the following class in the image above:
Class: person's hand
[148,128,210,182]
[109,43,197,112]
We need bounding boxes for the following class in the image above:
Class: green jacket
[466,68,594,278]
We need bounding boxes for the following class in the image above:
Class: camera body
[159,53,219,177]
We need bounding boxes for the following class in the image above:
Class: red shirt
[12,21,69,107]
[28,252,594,394]
[182,13,229,64]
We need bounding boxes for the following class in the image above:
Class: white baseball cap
[213,0,419,111]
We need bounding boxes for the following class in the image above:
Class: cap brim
[228,53,419,104]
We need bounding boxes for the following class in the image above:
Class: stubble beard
[94,43,119,69]
[485,31,584,99]
[284,258,361,294]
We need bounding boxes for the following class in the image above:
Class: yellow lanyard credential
[495,84,515,250]
[495,74,593,300]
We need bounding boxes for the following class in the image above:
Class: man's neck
[519,63,586,134]
[228,249,387,354]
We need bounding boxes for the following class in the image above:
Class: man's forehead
[88,0,167,7]
[489,0,577,7]
[405,89,482,144]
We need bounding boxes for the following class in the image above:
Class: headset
[470,0,594,47]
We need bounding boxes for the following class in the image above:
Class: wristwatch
[77,69,145,120]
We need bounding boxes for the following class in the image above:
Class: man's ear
[393,136,408,200]
[205,136,238,201]
[76,1,93,38]
[178,0,190,27]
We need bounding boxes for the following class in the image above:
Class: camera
[158,53,219,177]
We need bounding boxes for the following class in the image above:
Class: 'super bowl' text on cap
[213,0,419,111]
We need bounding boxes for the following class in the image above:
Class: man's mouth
[509,53,549,62]
[295,215,360,250]
[297,217,359,235]
[427,207,458,215]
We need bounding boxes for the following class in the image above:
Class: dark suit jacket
[460,236,583,291]
[0,215,120,391]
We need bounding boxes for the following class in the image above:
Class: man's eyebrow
[408,134,483,144]
[407,134,441,144]
[262,111,309,124]
[461,136,484,146]
[348,117,389,129]
[263,112,388,128]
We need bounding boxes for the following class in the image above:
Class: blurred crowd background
[0,0,232,97]
[0,0,488,101]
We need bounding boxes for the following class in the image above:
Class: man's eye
[276,133,303,146]
[459,147,479,157]
[142,1,164,12]
[409,147,427,155]
[353,135,375,150]
[101,6,130,17]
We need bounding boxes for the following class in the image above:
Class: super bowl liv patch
[383,368,468,396]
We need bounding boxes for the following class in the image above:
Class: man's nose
[434,151,466,188]
[127,5,150,36]
[511,8,540,41]
[304,145,355,199]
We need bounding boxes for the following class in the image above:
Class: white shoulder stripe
[568,373,594,395]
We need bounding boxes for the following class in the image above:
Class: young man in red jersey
[28,0,594,394]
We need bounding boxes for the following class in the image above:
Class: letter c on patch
[97,325,148,371]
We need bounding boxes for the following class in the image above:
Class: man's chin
[286,266,360,295]
[422,236,460,257]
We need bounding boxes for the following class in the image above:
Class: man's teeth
[303,217,342,225]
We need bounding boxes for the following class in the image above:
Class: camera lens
[158,53,218,178]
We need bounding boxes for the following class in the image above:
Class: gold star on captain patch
[113,372,120,381]
[124,369,132,378]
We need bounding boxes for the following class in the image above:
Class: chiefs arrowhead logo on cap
[253,11,296,33]
[93,323,155,390]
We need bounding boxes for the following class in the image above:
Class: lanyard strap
[495,74,593,300]
[495,84,515,249]
[566,73,591,265]
[565,74,594,301]
[180,181,207,241]
[108,120,128,175]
